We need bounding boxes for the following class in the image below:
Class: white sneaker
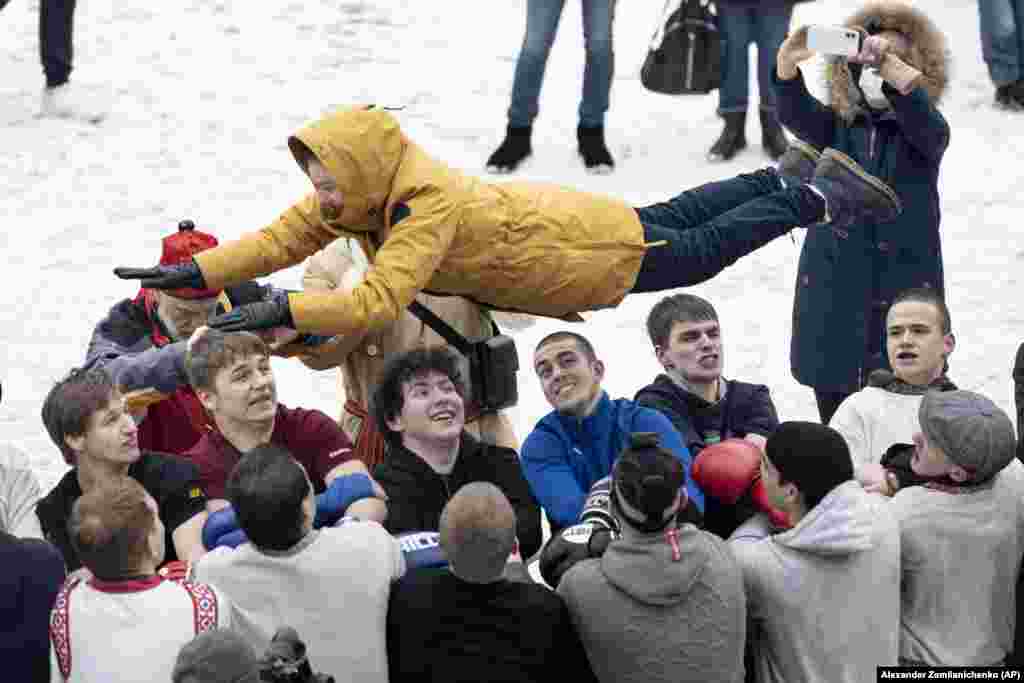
[39,82,106,123]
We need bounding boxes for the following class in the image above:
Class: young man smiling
[37,368,209,572]
[183,329,384,522]
[829,287,957,491]
[521,331,703,533]
[370,348,542,559]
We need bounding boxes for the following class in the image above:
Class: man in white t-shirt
[829,287,956,492]
[192,443,405,683]
[49,476,230,682]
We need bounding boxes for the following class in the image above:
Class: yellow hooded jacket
[194,107,649,337]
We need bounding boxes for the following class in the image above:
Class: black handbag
[407,301,519,414]
[641,0,722,95]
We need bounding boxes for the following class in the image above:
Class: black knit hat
[766,422,854,509]
[612,432,685,532]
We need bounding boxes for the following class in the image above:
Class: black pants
[40,0,77,88]
[814,389,852,425]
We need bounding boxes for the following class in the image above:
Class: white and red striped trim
[50,576,82,681]
[180,580,219,635]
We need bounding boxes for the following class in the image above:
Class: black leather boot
[707,111,747,162]
[760,108,789,160]
[577,125,615,174]
[486,125,533,173]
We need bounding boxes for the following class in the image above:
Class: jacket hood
[600,526,709,606]
[287,105,406,232]
[827,1,950,121]
[772,481,881,556]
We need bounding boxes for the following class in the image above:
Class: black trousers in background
[40,0,77,88]
[814,389,852,425]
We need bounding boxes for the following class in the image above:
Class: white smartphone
[806,25,863,57]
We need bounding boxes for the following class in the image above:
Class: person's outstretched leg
[40,0,77,88]
[636,167,785,232]
[631,150,901,292]
[631,170,824,292]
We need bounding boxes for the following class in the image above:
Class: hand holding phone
[806,25,863,58]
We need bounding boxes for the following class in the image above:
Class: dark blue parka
[775,3,950,394]
[772,4,950,393]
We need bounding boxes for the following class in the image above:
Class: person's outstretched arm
[277,194,460,337]
[773,27,837,151]
[193,194,338,290]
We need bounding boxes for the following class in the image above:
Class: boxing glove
[579,477,620,533]
[202,506,249,549]
[313,473,377,528]
[749,477,792,530]
[539,523,616,589]
[691,438,763,505]
[395,531,448,570]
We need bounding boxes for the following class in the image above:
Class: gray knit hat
[918,390,1016,484]
[172,629,260,683]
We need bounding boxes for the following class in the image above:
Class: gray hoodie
[557,523,745,683]
[729,481,900,683]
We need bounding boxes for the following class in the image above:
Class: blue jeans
[979,0,1024,85]
[717,3,793,113]
[632,169,823,292]
[507,0,616,128]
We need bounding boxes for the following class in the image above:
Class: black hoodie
[373,432,542,559]
[635,375,779,539]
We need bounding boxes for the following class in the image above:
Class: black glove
[113,260,207,291]
[207,287,295,332]
[538,523,616,589]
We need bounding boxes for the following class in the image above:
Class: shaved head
[440,482,516,583]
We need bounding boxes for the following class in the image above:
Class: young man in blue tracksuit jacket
[521,331,703,533]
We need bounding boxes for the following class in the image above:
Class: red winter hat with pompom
[158,220,222,299]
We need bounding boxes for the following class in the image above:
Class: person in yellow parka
[114,106,900,341]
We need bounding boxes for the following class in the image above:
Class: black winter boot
[707,111,747,162]
[777,139,821,185]
[486,125,533,174]
[809,148,902,228]
[760,108,789,160]
[577,125,615,174]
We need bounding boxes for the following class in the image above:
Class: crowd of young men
[2,1,1022,673]
[4,219,1022,681]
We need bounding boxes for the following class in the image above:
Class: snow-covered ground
[2,0,1022,493]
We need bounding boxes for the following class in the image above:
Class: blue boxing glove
[313,473,376,528]
[202,506,249,549]
[396,531,448,570]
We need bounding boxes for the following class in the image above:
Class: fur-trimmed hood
[827,1,950,121]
